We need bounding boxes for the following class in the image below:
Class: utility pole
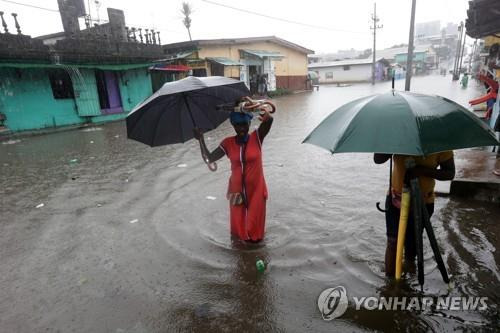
[95,0,101,24]
[405,0,417,91]
[458,26,467,76]
[452,22,464,80]
[469,39,477,73]
[370,2,383,85]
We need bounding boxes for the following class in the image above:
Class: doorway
[210,62,224,76]
[95,70,123,114]
[248,65,261,95]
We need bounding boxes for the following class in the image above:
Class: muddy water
[0,75,498,332]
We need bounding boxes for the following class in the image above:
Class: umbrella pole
[182,93,217,172]
[410,178,425,288]
[182,92,197,128]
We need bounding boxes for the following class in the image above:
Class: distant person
[492,99,500,161]
[258,74,268,96]
[460,73,469,88]
[374,152,455,276]
[250,74,258,96]
[193,104,274,243]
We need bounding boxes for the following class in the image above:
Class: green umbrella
[302,90,499,155]
[303,90,498,286]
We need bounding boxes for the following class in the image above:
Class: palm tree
[181,2,193,41]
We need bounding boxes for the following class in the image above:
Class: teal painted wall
[91,113,128,124]
[69,68,102,117]
[0,67,153,132]
[0,68,84,131]
[119,68,152,112]
[395,52,426,64]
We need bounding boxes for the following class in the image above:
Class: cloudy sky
[0,0,471,53]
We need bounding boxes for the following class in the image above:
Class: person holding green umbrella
[303,90,498,284]
[374,152,455,276]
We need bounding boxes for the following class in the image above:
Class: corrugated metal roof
[150,64,192,71]
[241,49,284,59]
[157,51,195,62]
[205,57,243,66]
[374,45,432,59]
[162,36,314,54]
[308,57,385,69]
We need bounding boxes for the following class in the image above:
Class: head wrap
[229,111,253,125]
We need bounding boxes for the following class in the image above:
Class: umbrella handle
[205,159,217,172]
[376,202,386,213]
[201,152,217,172]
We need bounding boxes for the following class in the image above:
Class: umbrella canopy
[303,90,499,156]
[127,76,249,147]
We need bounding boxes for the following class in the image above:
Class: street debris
[2,139,21,145]
[81,127,102,132]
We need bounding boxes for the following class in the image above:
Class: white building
[308,58,389,83]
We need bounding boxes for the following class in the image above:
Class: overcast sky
[0,0,471,53]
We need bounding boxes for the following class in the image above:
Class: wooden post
[405,0,417,91]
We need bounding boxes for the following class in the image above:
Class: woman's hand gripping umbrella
[195,96,276,172]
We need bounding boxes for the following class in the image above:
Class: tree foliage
[181,2,193,41]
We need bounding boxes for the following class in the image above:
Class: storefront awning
[157,51,195,62]
[150,64,192,72]
[241,49,284,59]
[205,57,243,66]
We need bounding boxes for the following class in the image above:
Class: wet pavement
[1,75,499,332]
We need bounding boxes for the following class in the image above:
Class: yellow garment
[391,151,454,204]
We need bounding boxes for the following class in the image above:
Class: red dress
[220,131,268,241]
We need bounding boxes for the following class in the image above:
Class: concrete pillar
[57,0,82,36]
[107,8,127,42]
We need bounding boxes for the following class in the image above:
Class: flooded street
[1,75,499,332]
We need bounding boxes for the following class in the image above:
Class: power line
[201,0,369,35]
[0,0,59,12]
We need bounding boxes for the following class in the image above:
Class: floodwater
[1,75,499,332]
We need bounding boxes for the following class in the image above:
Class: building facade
[0,1,163,133]
[0,64,152,131]
[161,36,314,92]
[308,58,389,83]
[394,45,437,72]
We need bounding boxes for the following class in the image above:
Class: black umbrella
[126,76,250,147]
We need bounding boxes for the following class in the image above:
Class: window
[343,65,351,71]
[48,69,74,99]
[325,72,333,79]
[192,68,207,77]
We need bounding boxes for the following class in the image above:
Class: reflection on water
[0,75,498,332]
